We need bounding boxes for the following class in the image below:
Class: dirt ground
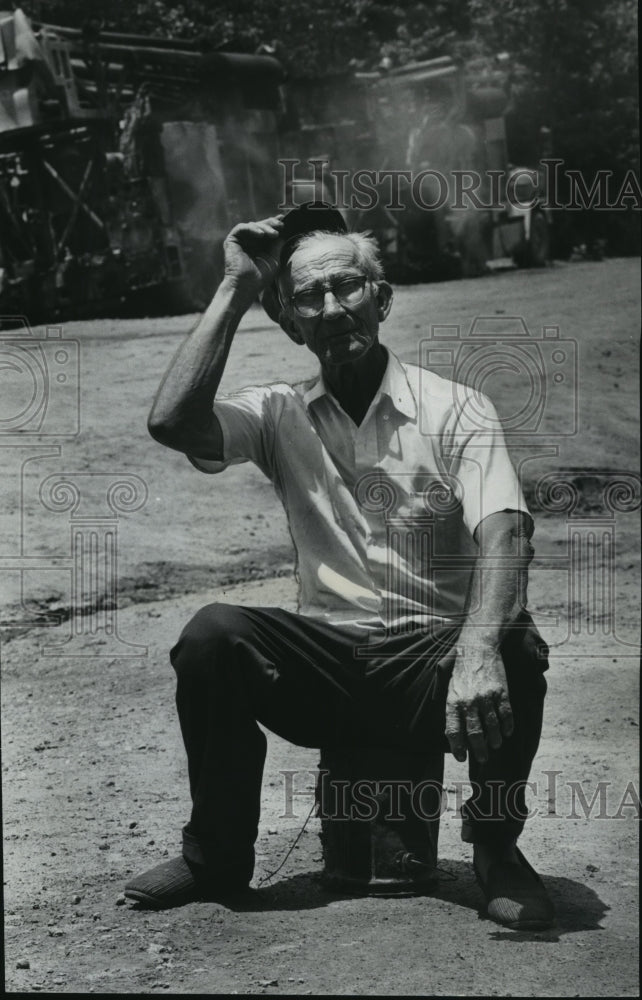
[2,258,640,995]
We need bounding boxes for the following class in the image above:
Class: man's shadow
[226,859,608,940]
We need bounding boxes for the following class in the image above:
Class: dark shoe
[474,847,555,930]
[124,856,249,910]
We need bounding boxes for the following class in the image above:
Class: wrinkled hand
[442,642,514,764]
[223,215,285,294]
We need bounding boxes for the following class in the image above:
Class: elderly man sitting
[125,204,554,929]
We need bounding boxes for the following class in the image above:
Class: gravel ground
[2,258,639,995]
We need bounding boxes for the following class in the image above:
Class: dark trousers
[171,603,548,878]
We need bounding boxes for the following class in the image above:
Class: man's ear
[375,280,393,322]
[279,311,305,345]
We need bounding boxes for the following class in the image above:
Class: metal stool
[316,746,444,896]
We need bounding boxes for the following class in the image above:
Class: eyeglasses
[283,275,370,318]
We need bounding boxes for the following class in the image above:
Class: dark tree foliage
[469,0,639,251]
[471,1,638,169]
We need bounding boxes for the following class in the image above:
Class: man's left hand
[443,642,514,764]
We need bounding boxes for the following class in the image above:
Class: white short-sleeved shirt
[191,348,529,631]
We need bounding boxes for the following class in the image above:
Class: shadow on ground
[128,860,608,942]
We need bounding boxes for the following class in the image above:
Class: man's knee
[170,602,253,677]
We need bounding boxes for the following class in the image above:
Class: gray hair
[286,230,384,281]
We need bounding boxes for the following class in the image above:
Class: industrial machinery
[279,54,553,281]
[0,9,553,322]
[358,54,553,280]
[0,9,285,321]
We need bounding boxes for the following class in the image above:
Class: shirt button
[383,414,389,421]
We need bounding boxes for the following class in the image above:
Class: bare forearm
[459,516,533,649]
[148,277,253,454]
[444,512,534,762]
[148,213,285,456]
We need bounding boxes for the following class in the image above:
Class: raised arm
[147,215,284,460]
[443,509,535,764]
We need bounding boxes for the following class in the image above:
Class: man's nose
[321,289,346,319]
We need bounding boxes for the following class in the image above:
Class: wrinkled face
[277,235,388,369]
